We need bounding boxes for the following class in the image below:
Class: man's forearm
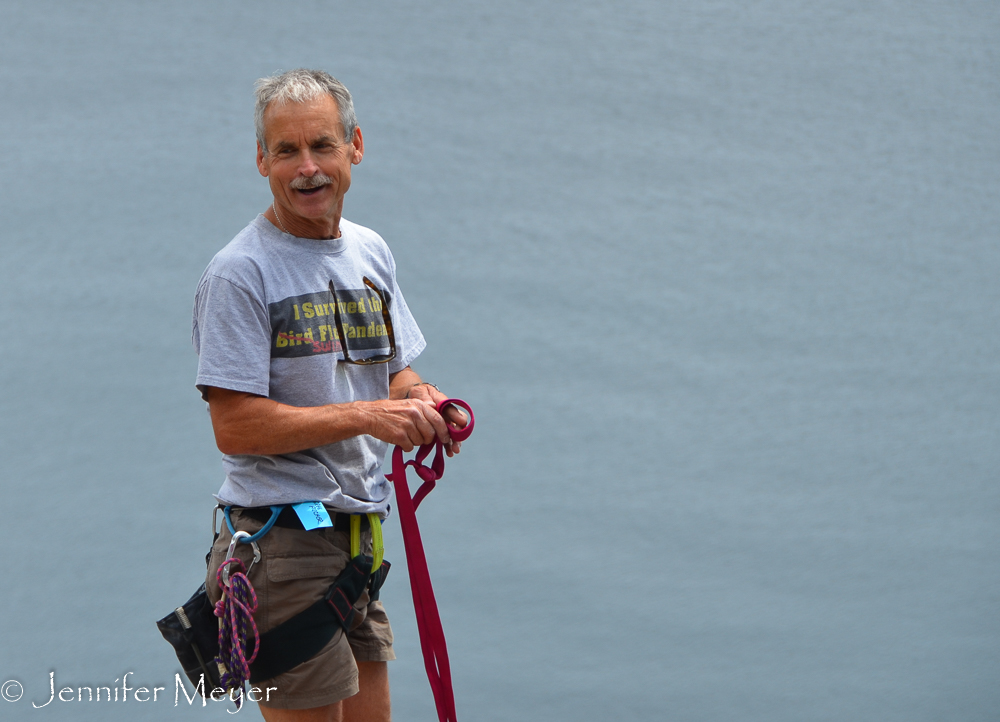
[207,387,375,455]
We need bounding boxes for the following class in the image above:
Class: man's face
[256,94,363,235]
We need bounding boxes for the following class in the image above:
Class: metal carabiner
[221,531,261,587]
[245,541,262,578]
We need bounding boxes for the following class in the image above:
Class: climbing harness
[158,504,390,699]
[386,398,475,722]
[216,507,390,688]
[158,396,474,718]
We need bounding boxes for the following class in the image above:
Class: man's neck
[265,203,343,240]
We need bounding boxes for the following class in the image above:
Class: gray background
[0,1,997,720]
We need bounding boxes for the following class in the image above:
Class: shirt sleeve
[192,274,272,400]
[384,254,426,374]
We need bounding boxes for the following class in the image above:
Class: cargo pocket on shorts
[262,551,351,631]
[254,550,364,705]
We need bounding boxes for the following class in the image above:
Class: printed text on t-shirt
[267,288,391,359]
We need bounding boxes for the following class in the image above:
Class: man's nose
[298,149,320,175]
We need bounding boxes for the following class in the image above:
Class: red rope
[386,399,474,722]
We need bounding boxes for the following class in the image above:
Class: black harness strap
[249,556,391,683]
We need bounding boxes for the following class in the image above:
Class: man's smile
[290,173,333,196]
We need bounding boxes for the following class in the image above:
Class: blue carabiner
[223,505,284,543]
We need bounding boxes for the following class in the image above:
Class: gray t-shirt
[192,214,426,516]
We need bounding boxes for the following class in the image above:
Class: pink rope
[214,558,260,706]
[386,399,475,722]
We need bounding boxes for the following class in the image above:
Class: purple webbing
[214,558,260,707]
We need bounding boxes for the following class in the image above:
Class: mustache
[290,174,333,190]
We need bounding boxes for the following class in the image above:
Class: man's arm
[206,366,465,456]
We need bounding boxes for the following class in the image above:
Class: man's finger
[406,401,439,446]
[442,404,468,429]
[417,401,453,446]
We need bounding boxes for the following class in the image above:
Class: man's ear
[351,127,364,165]
[256,142,269,177]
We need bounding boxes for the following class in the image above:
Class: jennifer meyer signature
[2,672,275,713]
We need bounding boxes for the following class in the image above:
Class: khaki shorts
[207,508,395,710]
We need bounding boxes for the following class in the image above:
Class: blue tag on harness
[292,502,333,530]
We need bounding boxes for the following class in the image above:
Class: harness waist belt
[233,505,371,533]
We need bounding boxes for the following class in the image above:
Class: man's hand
[361,396,455,453]
[403,382,467,457]
[388,367,468,457]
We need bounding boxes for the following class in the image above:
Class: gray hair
[254,69,358,154]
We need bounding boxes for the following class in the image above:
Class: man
[192,69,464,722]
